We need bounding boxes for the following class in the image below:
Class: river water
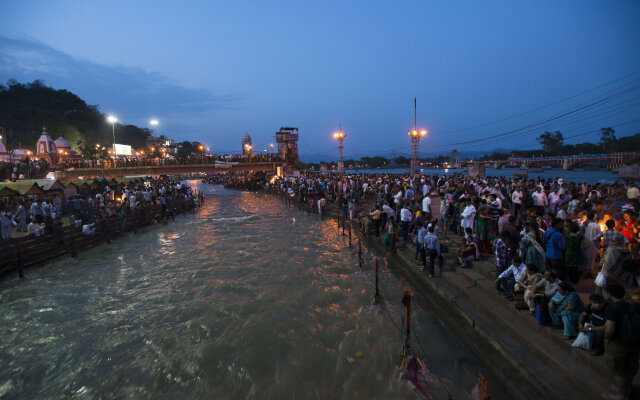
[1,183,489,400]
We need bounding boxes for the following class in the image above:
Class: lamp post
[150,119,159,135]
[333,125,346,174]
[107,115,118,156]
[408,98,427,177]
[199,145,204,163]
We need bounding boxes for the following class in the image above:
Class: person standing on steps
[400,202,412,249]
[424,226,440,278]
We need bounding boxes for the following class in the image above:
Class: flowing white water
[0,183,488,399]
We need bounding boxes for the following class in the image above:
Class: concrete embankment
[265,188,621,400]
[0,201,199,278]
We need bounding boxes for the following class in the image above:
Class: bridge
[52,161,283,179]
[461,152,639,170]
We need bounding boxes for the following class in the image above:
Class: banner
[114,144,132,156]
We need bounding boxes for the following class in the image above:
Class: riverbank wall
[0,200,199,278]
[618,164,640,180]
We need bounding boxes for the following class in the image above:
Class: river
[0,183,495,399]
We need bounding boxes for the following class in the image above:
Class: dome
[54,136,71,149]
[242,132,252,141]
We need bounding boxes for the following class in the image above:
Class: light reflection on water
[0,184,479,399]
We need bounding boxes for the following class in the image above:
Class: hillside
[0,80,149,154]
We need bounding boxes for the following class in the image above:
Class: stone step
[439,270,610,400]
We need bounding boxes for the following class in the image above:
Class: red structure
[35,126,58,162]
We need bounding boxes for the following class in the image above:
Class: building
[242,132,253,155]
[54,136,81,160]
[35,127,57,162]
[0,140,9,161]
[146,135,174,150]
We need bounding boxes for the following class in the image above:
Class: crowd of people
[0,159,50,181]
[56,153,283,170]
[0,177,203,244]
[218,171,639,399]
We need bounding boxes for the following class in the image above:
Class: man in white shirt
[495,255,526,297]
[399,203,412,246]
[548,188,561,213]
[511,187,523,216]
[422,183,430,197]
[394,190,403,205]
[460,199,476,233]
[422,195,431,215]
[532,187,548,217]
[627,182,639,200]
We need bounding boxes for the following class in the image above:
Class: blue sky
[1,1,639,161]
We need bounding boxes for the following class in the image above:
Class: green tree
[599,127,616,152]
[536,131,564,154]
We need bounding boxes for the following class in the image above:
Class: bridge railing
[52,154,284,171]
[506,152,638,163]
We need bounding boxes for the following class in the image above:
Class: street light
[333,126,347,174]
[150,119,159,137]
[199,145,204,163]
[408,98,427,177]
[107,115,118,156]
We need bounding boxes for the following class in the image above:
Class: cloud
[0,35,238,125]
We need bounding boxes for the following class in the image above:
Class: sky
[1,1,639,161]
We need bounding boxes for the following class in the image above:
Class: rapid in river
[1,183,493,399]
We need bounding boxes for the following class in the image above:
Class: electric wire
[437,69,640,135]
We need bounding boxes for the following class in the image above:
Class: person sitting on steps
[495,255,526,300]
[549,282,584,340]
[457,236,479,268]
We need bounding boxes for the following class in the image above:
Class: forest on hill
[0,80,150,155]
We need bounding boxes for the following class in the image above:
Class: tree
[599,127,616,152]
[0,79,152,151]
[537,131,564,154]
[77,140,97,159]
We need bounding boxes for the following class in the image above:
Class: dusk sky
[1,1,639,161]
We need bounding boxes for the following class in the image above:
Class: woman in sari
[524,220,545,272]
[549,282,584,339]
[581,211,600,277]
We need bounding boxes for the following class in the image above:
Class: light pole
[150,119,159,135]
[107,115,118,156]
[408,98,427,177]
[199,145,204,163]
[333,125,346,174]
